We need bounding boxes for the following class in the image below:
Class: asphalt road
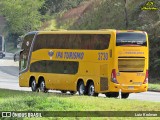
[0,53,30,91]
[0,53,160,102]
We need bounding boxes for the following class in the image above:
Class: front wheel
[31,80,38,92]
[121,93,129,99]
[88,82,98,96]
[39,80,48,93]
[78,81,85,95]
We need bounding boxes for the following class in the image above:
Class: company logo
[48,50,54,59]
[2,112,11,117]
[1,112,42,118]
[141,1,158,11]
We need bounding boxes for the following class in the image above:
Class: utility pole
[124,0,128,29]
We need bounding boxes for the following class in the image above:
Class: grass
[148,83,160,91]
[148,79,160,91]
[0,89,160,120]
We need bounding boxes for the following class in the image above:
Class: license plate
[128,86,134,90]
[133,82,142,85]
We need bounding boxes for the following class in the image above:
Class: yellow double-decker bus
[19,29,149,98]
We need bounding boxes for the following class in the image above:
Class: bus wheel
[78,81,85,95]
[122,93,129,99]
[70,91,77,95]
[105,93,112,97]
[31,80,38,92]
[105,92,119,98]
[61,90,67,93]
[88,82,98,96]
[39,80,48,93]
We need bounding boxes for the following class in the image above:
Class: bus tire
[31,80,38,92]
[78,81,85,95]
[88,82,98,96]
[61,90,67,93]
[122,93,129,99]
[70,91,77,95]
[105,92,119,98]
[39,80,48,93]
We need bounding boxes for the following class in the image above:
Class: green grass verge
[0,89,160,120]
[149,83,160,91]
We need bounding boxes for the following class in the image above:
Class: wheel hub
[80,84,84,94]
[40,82,45,91]
[89,85,94,95]
[32,81,36,88]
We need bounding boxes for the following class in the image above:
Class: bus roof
[25,29,146,36]
[116,30,146,33]
[26,29,116,35]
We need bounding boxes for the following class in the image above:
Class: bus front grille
[118,59,145,72]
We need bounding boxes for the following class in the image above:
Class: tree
[124,0,128,29]
[40,0,84,15]
[0,0,44,35]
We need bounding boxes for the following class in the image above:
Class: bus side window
[81,35,92,49]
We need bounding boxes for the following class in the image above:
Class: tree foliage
[40,0,84,15]
[0,0,44,35]
[70,0,126,30]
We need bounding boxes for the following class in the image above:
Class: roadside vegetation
[149,83,160,91]
[0,89,160,119]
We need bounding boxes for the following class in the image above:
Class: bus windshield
[116,32,147,46]
[19,34,34,72]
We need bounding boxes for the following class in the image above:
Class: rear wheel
[78,81,85,95]
[105,92,119,98]
[70,91,77,95]
[31,80,38,92]
[61,90,67,93]
[88,82,98,96]
[121,93,129,99]
[39,80,48,93]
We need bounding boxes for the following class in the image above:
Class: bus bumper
[108,83,148,93]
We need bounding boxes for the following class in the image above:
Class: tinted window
[30,60,46,73]
[33,34,110,51]
[19,34,35,71]
[116,33,147,46]
[30,60,79,74]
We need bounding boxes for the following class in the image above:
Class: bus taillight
[111,69,119,84]
[143,70,148,84]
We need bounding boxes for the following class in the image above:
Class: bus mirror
[14,53,19,62]
[14,49,23,62]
